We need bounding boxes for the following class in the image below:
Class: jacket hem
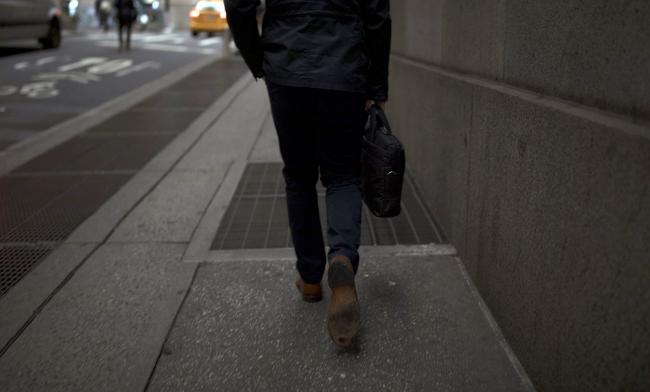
[264,75,366,95]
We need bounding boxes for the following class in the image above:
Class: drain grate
[89,109,203,134]
[15,134,178,173]
[0,175,81,235]
[211,162,445,250]
[0,246,52,297]
[0,174,131,243]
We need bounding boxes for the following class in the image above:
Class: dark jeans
[118,21,132,50]
[266,81,367,284]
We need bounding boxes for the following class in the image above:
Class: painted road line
[142,43,190,53]
[115,61,161,77]
[35,57,56,66]
[94,41,216,55]
[1,58,164,103]
[139,33,185,43]
[199,37,222,46]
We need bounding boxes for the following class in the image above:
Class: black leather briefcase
[361,105,406,218]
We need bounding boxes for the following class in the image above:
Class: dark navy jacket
[225,0,391,101]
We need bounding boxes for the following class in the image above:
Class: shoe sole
[327,296,360,348]
[327,258,360,347]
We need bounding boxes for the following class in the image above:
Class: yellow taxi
[189,1,228,37]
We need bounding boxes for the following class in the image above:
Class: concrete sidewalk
[0,72,535,391]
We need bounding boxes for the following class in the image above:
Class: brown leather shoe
[295,278,322,303]
[327,256,360,348]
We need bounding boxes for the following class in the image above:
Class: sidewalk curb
[186,244,458,264]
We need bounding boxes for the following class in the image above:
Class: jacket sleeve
[225,0,264,78]
[361,0,391,102]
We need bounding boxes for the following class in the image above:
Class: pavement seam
[454,257,537,391]
[142,261,201,392]
[4,170,140,177]
[65,240,191,245]
[465,86,475,264]
[192,244,458,263]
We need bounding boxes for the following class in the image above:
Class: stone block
[503,0,650,119]
[147,256,529,391]
[441,0,506,79]
[392,0,444,64]
[467,85,650,390]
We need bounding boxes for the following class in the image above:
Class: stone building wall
[387,1,650,390]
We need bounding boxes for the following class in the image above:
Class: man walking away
[114,0,136,51]
[225,0,391,348]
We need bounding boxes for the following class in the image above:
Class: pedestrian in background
[96,0,112,32]
[114,0,137,51]
[225,0,391,348]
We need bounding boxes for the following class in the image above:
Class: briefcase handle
[366,104,393,142]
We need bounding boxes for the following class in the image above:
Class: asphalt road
[0,29,226,151]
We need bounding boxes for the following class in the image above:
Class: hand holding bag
[361,105,406,218]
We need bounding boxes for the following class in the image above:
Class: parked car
[0,0,63,48]
[189,0,227,37]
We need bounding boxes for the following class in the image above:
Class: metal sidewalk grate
[89,109,203,134]
[0,246,52,297]
[15,134,178,173]
[211,162,445,250]
[0,174,131,243]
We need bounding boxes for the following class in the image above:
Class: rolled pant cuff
[298,272,324,285]
[296,262,325,284]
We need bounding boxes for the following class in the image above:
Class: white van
[0,0,63,48]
